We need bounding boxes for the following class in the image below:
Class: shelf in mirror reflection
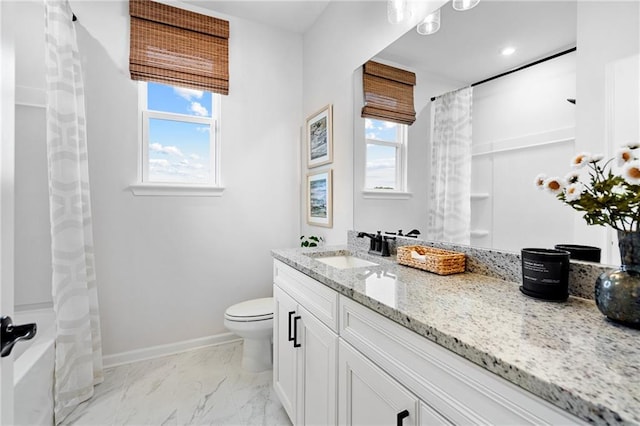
[470,193,490,200]
[470,230,489,238]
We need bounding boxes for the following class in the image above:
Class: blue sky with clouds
[365,118,400,189]
[147,83,213,183]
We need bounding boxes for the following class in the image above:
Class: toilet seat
[224,297,273,322]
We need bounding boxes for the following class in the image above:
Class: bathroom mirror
[353,0,639,265]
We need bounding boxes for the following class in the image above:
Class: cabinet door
[419,402,452,426]
[273,285,298,422]
[338,340,419,426]
[298,305,338,426]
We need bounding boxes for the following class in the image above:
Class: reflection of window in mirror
[364,118,407,191]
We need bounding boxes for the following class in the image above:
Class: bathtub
[13,308,55,426]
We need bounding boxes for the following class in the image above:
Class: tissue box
[397,245,466,275]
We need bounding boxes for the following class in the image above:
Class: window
[128,0,228,196]
[131,81,223,196]
[360,61,414,198]
[364,118,407,191]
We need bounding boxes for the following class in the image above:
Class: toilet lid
[225,297,274,321]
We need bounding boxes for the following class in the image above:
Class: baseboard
[102,332,242,369]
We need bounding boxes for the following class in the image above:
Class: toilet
[224,297,274,372]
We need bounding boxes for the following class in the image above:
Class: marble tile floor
[63,341,292,426]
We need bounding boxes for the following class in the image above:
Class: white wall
[302,0,448,244]
[471,52,577,253]
[11,0,51,309]
[15,105,50,308]
[13,0,302,356]
[576,1,639,263]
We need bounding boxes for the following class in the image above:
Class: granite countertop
[271,245,640,425]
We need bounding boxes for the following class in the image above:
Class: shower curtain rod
[429,46,577,102]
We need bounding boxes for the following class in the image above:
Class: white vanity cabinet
[339,297,586,425]
[340,339,429,426]
[273,260,339,426]
[273,259,587,426]
[339,338,454,426]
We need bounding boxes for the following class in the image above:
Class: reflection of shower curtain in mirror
[428,87,472,244]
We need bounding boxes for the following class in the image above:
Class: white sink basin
[315,255,378,269]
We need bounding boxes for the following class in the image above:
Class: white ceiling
[184,0,331,34]
[184,1,578,85]
[376,1,578,85]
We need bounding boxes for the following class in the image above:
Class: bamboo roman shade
[362,61,416,125]
[129,0,229,95]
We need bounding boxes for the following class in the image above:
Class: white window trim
[130,82,224,197]
[364,121,408,192]
[362,190,412,199]
[129,182,225,197]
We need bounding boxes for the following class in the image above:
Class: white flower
[564,182,584,202]
[622,160,640,185]
[534,173,547,189]
[590,153,605,163]
[543,177,564,194]
[571,152,592,169]
[616,148,635,167]
[564,171,580,184]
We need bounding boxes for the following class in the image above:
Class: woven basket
[397,245,466,275]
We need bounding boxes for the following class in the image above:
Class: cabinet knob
[397,409,410,426]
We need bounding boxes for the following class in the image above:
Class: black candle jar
[521,248,570,301]
[554,244,601,262]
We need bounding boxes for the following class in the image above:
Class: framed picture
[306,104,333,168]
[307,169,333,228]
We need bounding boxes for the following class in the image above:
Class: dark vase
[595,231,640,328]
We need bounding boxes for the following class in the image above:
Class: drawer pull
[288,311,296,342]
[293,315,301,348]
[397,409,410,426]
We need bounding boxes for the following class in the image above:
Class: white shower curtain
[427,87,473,245]
[44,1,103,423]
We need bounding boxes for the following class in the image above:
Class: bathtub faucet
[1,316,37,358]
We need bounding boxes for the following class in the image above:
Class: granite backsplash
[347,230,613,300]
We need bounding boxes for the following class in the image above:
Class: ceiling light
[452,0,480,11]
[416,9,441,35]
[501,46,516,56]
[388,0,408,24]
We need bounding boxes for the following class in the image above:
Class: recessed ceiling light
[452,0,480,11]
[501,47,516,56]
[416,9,441,35]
